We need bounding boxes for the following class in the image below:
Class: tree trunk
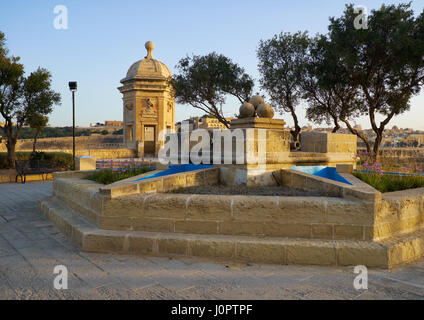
[331,122,340,133]
[372,130,383,162]
[32,130,40,153]
[6,138,17,169]
[340,117,371,154]
[330,114,340,133]
[289,107,301,144]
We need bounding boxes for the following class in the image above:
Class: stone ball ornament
[239,102,255,118]
[256,103,275,118]
[145,41,155,59]
[249,95,265,108]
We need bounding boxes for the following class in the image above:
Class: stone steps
[38,196,424,269]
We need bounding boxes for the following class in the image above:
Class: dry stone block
[128,236,154,254]
[277,197,326,224]
[175,220,218,234]
[264,223,311,238]
[143,194,187,219]
[82,232,125,253]
[103,195,146,217]
[337,244,388,268]
[99,216,132,231]
[158,238,188,255]
[132,217,174,232]
[286,243,337,266]
[326,199,374,225]
[219,221,264,236]
[187,195,231,220]
[334,225,364,240]
[190,239,234,258]
[237,242,285,264]
[185,171,205,187]
[163,174,187,191]
[312,224,333,239]
[231,196,279,221]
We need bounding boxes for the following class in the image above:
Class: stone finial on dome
[145,41,155,59]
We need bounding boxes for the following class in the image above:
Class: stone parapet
[300,131,357,154]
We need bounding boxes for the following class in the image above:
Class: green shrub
[353,172,424,193]
[85,166,151,185]
[0,152,73,169]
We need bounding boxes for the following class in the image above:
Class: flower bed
[353,171,424,193]
[85,162,152,185]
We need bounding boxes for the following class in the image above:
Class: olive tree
[326,3,424,159]
[27,113,49,153]
[303,35,371,152]
[0,31,61,167]
[257,31,310,144]
[171,52,254,128]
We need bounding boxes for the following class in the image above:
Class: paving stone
[0,181,424,299]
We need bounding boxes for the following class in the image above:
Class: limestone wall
[99,193,376,241]
[50,164,424,243]
[375,188,424,240]
[51,170,375,241]
[359,148,424,167]
[300,132,357,154]
[0,135,124,152]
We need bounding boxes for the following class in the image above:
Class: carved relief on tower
[124,102,134,122]
[141,98,158,118]
[167,100,173,113]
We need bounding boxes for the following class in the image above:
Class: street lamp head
[68,81,77,91]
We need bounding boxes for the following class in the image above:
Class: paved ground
[1,182,424,300]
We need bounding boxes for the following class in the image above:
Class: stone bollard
[76,156,97,171]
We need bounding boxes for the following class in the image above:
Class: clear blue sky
[0,0,423,129]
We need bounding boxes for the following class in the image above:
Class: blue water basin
[291,166,352,185]
[134,164,214,181]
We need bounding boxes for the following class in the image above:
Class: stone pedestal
[214,119,358,186]
[216,118,291,186]
[230,117,286,130]
[76,156,96,171]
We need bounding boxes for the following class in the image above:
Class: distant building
[104,120,123,127]
[193,116,234,130]
[407,134,424,146]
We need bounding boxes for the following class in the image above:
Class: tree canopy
[257,31,310,143]
[0,31,61,167]
[324,3,424,157]
[257,3,424,157]
[171,52,254,128]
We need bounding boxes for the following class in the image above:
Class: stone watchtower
[118,41,175,158]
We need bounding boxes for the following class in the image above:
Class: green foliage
[257,31,311,142]
[323,3,424,156]
[353,172,424,193]
[0,126,116,139]
[0,151,73,169]
[85,166,151,185]
[303,35,364,133]
[171,52,254,128]
[0,31,61,167]
[112,128,123,135]
[27,113,48,132]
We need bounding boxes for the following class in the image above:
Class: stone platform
[37,167,424,269]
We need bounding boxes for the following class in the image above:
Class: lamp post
[68,81,77,170]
